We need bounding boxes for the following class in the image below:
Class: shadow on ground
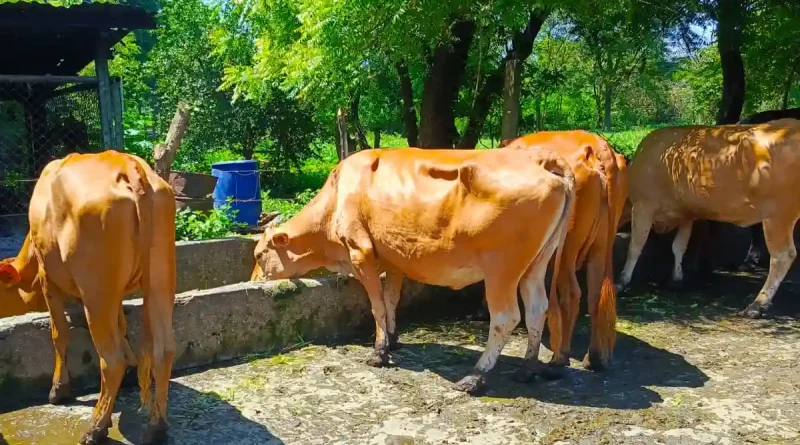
[390,323,708,411]
[0,380,282,445]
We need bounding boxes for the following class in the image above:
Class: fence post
[96,37,116,150]
[336,108,349,160]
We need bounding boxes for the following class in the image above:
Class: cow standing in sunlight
[0,151,176,445]
[252,147,575,394]
[617,119,800,318]
[501,130,628,375]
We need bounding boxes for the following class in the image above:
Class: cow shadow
[389,324,708,410]
[0,381,282,445]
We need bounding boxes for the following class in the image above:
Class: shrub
[175,199,245,241]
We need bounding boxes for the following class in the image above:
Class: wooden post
[336,108,349,160]
[95,38,115,150]
[501,58,522,141]
[110,77,124,151]
[153,101,191,181]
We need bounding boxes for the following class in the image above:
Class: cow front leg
[740,216,798,318]
[348,243,390,367]
[45,294,74,405]
[455,272,521,394]
[383,269,404,351]
[666,221,693,291]
[617,204,655,294]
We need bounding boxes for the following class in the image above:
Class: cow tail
[545,156,576,352]
[131,161,156,414]
[595,140,622,365]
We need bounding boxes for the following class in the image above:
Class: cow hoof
[365,350,390,368]
[583,350,610,372]
[738,302,767,319]
[142,419,169,445]
[388,333,402,351]
[665,279,685,292]
[49,382,74,405]
[79,425,109,445]
[614,283,627,296]
[454,372,487,394]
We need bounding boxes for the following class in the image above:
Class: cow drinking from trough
[501,130,628,374]
[617,119,800,318]
[0,151,177,445]
[252,147,575,393]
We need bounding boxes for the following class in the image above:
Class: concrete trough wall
[0,253,455,406]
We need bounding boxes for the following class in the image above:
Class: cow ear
[0,263,21,285]
[271,232,290,247]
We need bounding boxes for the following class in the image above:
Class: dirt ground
[1,269,799,445]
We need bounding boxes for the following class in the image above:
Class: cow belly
[403,263,484,290]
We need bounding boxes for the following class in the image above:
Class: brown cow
[0,151,176,445]
[501,131,627,374]
[617,119,800,318]
[252,147,575,393]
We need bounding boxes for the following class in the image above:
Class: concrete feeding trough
[0,237,459,407]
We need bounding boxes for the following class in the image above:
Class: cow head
[0,258,45,318]
[252,227,326,281]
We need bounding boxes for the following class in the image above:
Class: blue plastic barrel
[211,160,261,227]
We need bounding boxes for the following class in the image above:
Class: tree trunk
[374,129,381,148]
[335,108,349,161]
[501,58,522,141]
[395,61,419,147]
[349,94,370,150]
[419,19,476,148]
[603,84,613,131]
[782,56,798,110]
[154,101,191,181]
[457,11,548,148]
[715,0,746,125]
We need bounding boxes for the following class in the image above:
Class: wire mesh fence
[0,79,104,219]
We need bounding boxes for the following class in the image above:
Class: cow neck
[12,235,40,293]
[283,192,341,263]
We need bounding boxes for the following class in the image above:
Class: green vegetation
[174,199,244,241]
[55,0,800,228]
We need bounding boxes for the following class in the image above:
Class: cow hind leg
[666,221,693,291]
[80,302,127,445]
[583,245,616,371]
[45,295,74,405]
[455,269,521,394]
[545,266,579,376]
[516,256,563,382]
[617,204,655,294]
[739,216,798,318]
[140,290,177,445]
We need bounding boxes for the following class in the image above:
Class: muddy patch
[2,272,799,444]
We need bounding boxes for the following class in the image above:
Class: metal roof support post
[96,37,116,150]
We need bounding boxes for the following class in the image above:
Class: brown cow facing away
[0,151,177,445]
[252,147,575,393]
[502,131,628,374]
[617,119,800,318]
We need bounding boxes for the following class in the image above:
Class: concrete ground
[1,269,799,445]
